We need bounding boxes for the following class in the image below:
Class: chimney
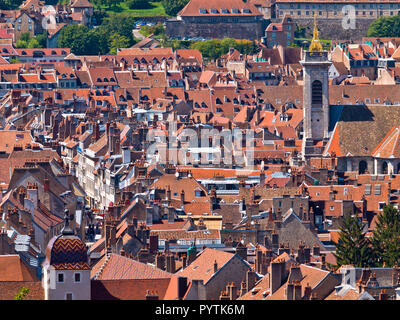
[270,259,285,294]
[178,277,188,300]
[246,269,257,292]
[149,234,158,253]
[379,290,388,300]
[260,169,266,187]
[304,283,312,300]
[167,206,175,223]
[27,183,38,209]
[44,178,50,192]
[285,282,294,300]
[214,260,218,273]
[294,281,302,300]
[228,282,238,300]
[166,253,176,273]
[180,190,185,205]
[312,245,320,257]
[155,252,166,270]
[145,290,159,300]
[122,146,131,164]
[146,207,153,225]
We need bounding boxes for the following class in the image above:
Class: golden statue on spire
[309,11,323,52]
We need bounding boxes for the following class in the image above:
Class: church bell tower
[300,13,331,161]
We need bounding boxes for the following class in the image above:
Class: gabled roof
[177,248,250,285]
[91,253,173,280]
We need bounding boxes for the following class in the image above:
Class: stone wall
[166,19,266,40]
[273,18,375,40]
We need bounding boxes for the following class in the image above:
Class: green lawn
[96,1,168,17]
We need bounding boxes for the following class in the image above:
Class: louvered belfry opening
[311,80,323,105]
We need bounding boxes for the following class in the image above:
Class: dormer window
[232,8,240,13]
[199,8,207,14]
[96,78,102,82]
[210,8,218,14]
[221,8,229,13]
[242,8,251,13]
[103,77,108,82]
[51,50,56,55]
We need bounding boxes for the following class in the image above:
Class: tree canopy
[334,213,374,268]
[161,0,189,16]
[190,38,258,60]
[58,14,137,55]
[367,16,400,37]
[371,204,400,267]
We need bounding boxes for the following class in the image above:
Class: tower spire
[309,12,323,52]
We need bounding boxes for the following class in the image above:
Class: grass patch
[95,1,168,17]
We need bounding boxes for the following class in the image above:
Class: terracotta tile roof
[178,0,262,16]
[91,253,173,280]
[0,131,33,154]
[0,255,37,281]
[239,274,270,300]
[0,281,44,300]
[91,278,172,300]
[149,174,209,203]
[371,126,400,158]
[178,248,247,284]
[150,229,220,241]
[266,264,333,300]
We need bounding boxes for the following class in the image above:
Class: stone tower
[300,13,331,161]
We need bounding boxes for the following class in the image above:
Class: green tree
[14,287,29,300]
[127,0,151,10]
[58,25,102,55]
[161,0,189,16]
[27,38,40,48]
[109,32,131,55]
[334,213,374,268]
[371,204,400,267]
[102,13,136,42]
[20,32,31,42]
[367,16,400,37]
[35,33,47,48]
[190,38,258,60]
[15,40,28,48]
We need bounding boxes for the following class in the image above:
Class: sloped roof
[91,253,173,280]
[0,255,37,281]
